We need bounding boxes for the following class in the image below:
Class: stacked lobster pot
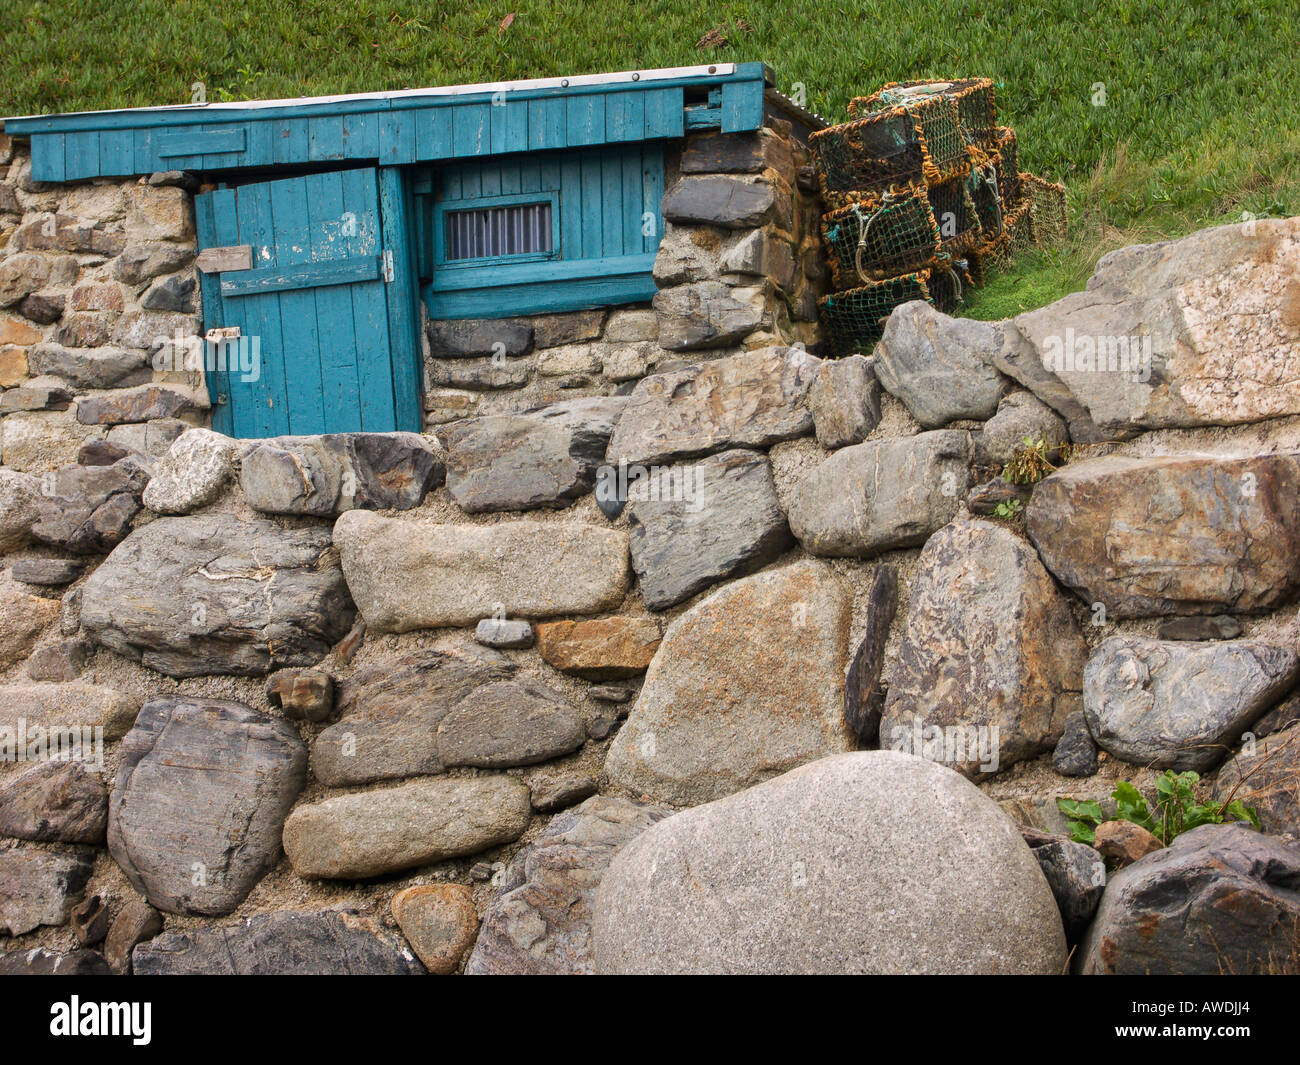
[810,78,1065,355]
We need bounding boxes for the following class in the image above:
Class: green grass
[4,0,1298,313]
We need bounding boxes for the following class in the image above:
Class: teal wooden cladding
[10,64,770,181]
[195,167,421,438]
[419,142,663,318]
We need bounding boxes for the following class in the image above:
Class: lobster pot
[927,258,974,313]
[972,197,1034,275]
[810,92,971,205]
[818,271,935,355]
[820,185,940,288]
[927,175,985,257]
[1023,171,1068,246]
[987,127,1020,206]
[854,78,998,150]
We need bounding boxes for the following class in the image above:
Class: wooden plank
[64,131,101,180]
[212,188,254,437]
[340,168,396,432]
[98,129,135,176]
[306,171,364,434]
[499,160,521,196]
[379,167,423,432]
[158,127,246,158]
[430,252,656,292]
[269,176,327,435]
[559,154,581,259]
[643,87,685,138]
[131,128,155,175]
[194,191,233,437]
[722,78,766,133]
[244,120,275,167]
[195,244,254,273]
[642,143,665,253]
[566,94,605,147]
[479,164,502,198]
[342,111,380,159]
[272,118,310,165]
[601,149,624,258]
[528,97,565,151]
[220,255,381,296]
[452,103,490,157]
[580,152,603,259]
[622,147,643,255]
[605,92,645,143]
[308,115,346,161]
[425,271,656,318]
[233,180,290,438]
[414,107,453,161]
[491,97,529,154]
[30,134,66,182]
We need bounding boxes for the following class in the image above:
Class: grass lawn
[4,0,1297,314]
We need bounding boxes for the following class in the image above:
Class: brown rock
[0,344,27,387]
[266,668,335,722]
[1027,453,1300,618]
[0,760,108,844]
[535,617,662,679]
[604,560,853,805]
[391,884,479,974]
[76,384,202,425]
[1093,819,1164,867]
[102,896,163,974]
[0,315,42,346]
[1213,722,1300,837]
[843,566,897,744]
[70,894,110,946]
[0,576,59,668]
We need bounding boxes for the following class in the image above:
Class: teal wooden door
[195,167,422,437]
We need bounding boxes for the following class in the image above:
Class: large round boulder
[592,751,1067,974]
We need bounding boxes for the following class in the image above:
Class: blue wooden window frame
[433,190,560,270]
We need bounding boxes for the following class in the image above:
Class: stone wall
[0,135,206,474]
[3,117,1300,973]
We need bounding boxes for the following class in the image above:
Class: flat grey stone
[1079,823,1300,974]
[874,301,1011,427]
[131,910,425,974]
[787,431,971,557]
[1083,636,1299,771]
[0,760,107,844]
[311,646,518,786]
[108,696,307,915]
[626,448,792,610]
[80,513,356,677]
[443,396,626,512]
[282,775,532,879]
[474,618,534,649]
[0,846,93,935]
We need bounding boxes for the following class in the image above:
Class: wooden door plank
[234,181,291,438]
[195,191,233,437]
[379,167,423,432]
[306,171,364,434]
[269,176,327,436]
[340,168,396,431]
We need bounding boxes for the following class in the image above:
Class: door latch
[381,249,395,283]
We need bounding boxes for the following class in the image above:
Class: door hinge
[381,249,395,283]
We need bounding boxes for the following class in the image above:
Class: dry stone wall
[3,110,1300,972]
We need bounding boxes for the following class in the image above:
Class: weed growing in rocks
[1059,770,1261,848]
